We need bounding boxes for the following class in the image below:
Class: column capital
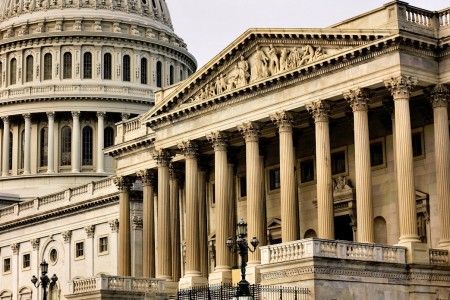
[30,238,40,250]
[238,121,261,143]
[152,149,173,167]
[46,111,55,119]
[426,84,449,108]
[384,75,417,99]
[22,113,31,120]
[84,225,95,238]
[206,131,229,151]
[71,111,81,118]
[270,111,294,132]
[11,243,19,255]
[114,176,134,191]
[137,169,155,187]
[178,140,199,159]
[169,163,182,180]
[132,216,143,230]
[343,88,371,112]
[109,219,119,233]
[1,116,9,123]
[62,230,72,243]
[306,100,331,122]
[97,111,106,118]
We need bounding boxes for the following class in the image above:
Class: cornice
[105,135,154,158]
[0,193,119,232]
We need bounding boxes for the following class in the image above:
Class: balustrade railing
[429,249,449,265]
[405,6,434,27]
[439,9,450,27]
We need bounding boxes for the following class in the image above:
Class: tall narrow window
[104,127,114,148]
[156,61,162,88]
[169,65,174,85]
[83,52,92,79]
[180,69,183,81]
[8,132,12,170]
[122,55,130,82]
[20,130,25,169]
[10,58,17,85]
[82,126,93,166]
[44,53,52,80]
[0,62,3,86]
[103,53,112,80]
[63,52,72,79]
[40,127,48,167]
[26,55,33,82]
[140,58,148,84]
[61,126,71,166]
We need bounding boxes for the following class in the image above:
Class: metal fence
[177,284,309,300]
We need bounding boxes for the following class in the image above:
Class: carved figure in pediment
[268,44,279,76]
[236,56,250,88]
[205,83,215,98]
[251,46,269,82]
[214,74,227,95]
[279,48,288,72]
[314,46,324,60]
[299,45,314,66]
[226,67,238,91]
[113,22,121,33]
[288,47,300,69]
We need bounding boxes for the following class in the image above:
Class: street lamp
[226,219,259,298]
[31,260,58,300]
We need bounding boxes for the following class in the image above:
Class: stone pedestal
[397,241,430,264]
[178,276,208,289]
[208,269,232,285]
[245,265,260,285]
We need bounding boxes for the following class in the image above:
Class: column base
[245,265,261,284]
[47,170,55,174]
[438,239,450,249]
[164,281,179,295]
[395,241,429,264]
[178,275,208,289]
[208,269,232,285]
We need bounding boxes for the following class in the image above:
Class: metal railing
[177,284,309,300]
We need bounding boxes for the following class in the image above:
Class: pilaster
[23,113,31,175]
[46,112,55,173]
[2,116,10,177]
[96,112,106,173]
[71,111,81,173]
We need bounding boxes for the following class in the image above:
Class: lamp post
[31,260,58,300]
[226,219,259,298]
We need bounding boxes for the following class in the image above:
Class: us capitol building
[1,1,450,299]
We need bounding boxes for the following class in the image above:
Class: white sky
[166,0,446,69]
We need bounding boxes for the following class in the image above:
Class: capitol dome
[0,0,196,200]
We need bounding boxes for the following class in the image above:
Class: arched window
[60,126,71,166]
[103,53,112,80]
[304,229,317,239]
[83,52,92,79]
[122,55,130,82]
[10,58,17,85]
[8,132,13,170]
[26,55,33,82]
[140,57,148,84]
[104,127,114,148]
[180,69,183,81]
[156,61,162,88]
[169,65,174,85]
[20,130,25,169]
[63,52,72,79]
[44,53,52,80]
[40,127,48,167]
[82,126,93,166]
[374,216,387,244]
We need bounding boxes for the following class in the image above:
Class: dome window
[122,55,131,82]
[44,53,53,80]
[140,57,148,84]
[169,65,174,85]
[61,126,71,166]
[63,52,73,79]
[10,58,17,85]
[103,53,112,80]
[156,61,162,88]
[26,55,33,82]
[82,126,93,166]
[83,52,92,79]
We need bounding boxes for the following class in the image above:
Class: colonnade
[114,77,450,284]
[0,111,117,176]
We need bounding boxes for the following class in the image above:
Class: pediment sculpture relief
[186,44,327,105]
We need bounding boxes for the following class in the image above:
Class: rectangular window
[412,129,424,159]
[99,237,108,254]
[370,138,386,169]
[239,175,247,198]
[268,167,281,191]
[331,148,347,176]
[75,241,84,259]
[3,258,11,273]
[300,158,315,183]
[23,253,31,270]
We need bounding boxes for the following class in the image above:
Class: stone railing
[116,115,151,143]
[439,8,450,27]
[0,176,118,223]
[69,275,165,295]
[260,238,406,264]
[405,5,435,27]
[429,249,449,265]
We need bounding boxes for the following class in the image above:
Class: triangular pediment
[143,28,399,128]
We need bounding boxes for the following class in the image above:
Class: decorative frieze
[109,219,119,233]
[84,225,95,238]
[426,84,449,108]
[237,121,261,143]
[206,131,229,151]
[306,100,331,122]
[270,111,294,132]
[178,140,199,159]
[384,75,417,99]
[132,216,143,230]
[151,149,173,167]
[343,88,371,112]
[62,230,72,243]
[113,176,134,191]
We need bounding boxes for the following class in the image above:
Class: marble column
[238,122,264,265]
[427,84,450,248]
[71,111,81,173]
[207,132,231,283]
[306,100,334,239]
[84,225,95,277]
[152,149,173,280]
[46,112,55,173]
[384,76,420,244]
[131,216,143,277]
[114,176,134,276]
[178,140,206,286]
[138,169,156,278]
[2,116,10,177]
[97,112,105,173]
[270,111,299,242]
[197,164,209,279]
[344,89,375,243]
[23,113,31,175]
[108,220,119,273]
[169,164,181,282]
[62,231,72,294]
